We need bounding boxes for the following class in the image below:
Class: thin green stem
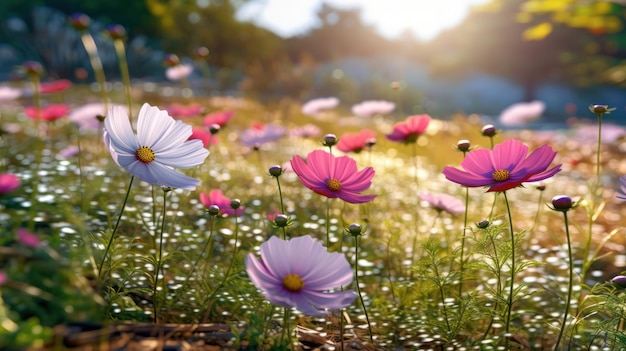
[458,185,469,297]
[275,176,287,240]
[553,211,573,351]
[503,191,515,344]
[80,32,109,108]
[27,74,41,233]
[326,198,331,248]
[595,115,602,187]
[410,142,420,278]
[113,38,132,117]
[480,231,502,340]
[185,215,216,284]
[97,176,134,282]
[153,188,168,323]
[354,235,373,343]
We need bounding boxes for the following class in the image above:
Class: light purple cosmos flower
[290,124,322,139]
[290,149,376,204]
[166,64,193,81]
[58,145,80,158]
[103,103,209,190]
[442,139,561,193]
[0,86,22,101]
[301,97,340,116]
[419,192,466,215]
[617,175,626,201]
[70,103,127,131]
[351,100,395,118]
[499,100,545,126]
[246,235,357,316]
[240,122,287,148]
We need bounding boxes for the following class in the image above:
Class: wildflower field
[2,29,626,351]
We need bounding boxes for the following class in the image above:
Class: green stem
[326,198,331,248]
[553,211,573,351]
[185,215,216,284]
[458,185,469,297]
[153,188,168,323]
[503,191,515,344]
[97,176,134,281]
[80,32,109,108]
[113,38,132,117]
[275,176,287,240]
[354,235,373,343]
[27,74,41,233]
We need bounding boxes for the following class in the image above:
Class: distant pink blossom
[499,100,545,126]
[290,124,322,139]
[290,149,376,204]
[199,189,244,216]
[0,173,20,194]
[70,103,125,130]
[189,127,218,147]
[167,103,202,118]
[336,129,376,153]
[0,86,22,100]
[442,139,561,192]
[166,64,193,81]
[16,228,41,247]
[386,114,431,143]
[240,122,287,148]
[351,100,395,118]
[40,79,72,94]
[0,271,6,285]
[59,145,80,158]
[574,123,626,144]
[203,110,235,128]
[419,192,465,215]
[301,97,340,116]
[25,104,70,121]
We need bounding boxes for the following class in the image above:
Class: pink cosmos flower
[203,110,234,128]
[290,149,376,204]
[40,79,72,94]
[240,122,287,148]
[70,103,126,130]
[419,192,465,215]
[199,189,244,216]
[336,129,376,153]
[246,235,357,316]
[351,100,395,118]
[189,127,219,147]
[617,175,626,201]
[167,103,202,118]
[25,104,70,121]
[0,173,20,194]
[166,64,193,81]
[301,97,340,116]
[290,124,322,139]
[0,86,22,101]
[16,228,41,247]
[499,100,545,126]
[386,114,431,143]
[442,139,562,192]
[0,271,6,286]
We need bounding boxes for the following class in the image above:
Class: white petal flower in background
[103,103,209,190]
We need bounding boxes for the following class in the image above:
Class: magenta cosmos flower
[189,127,219,147]
[16,228,41,247]
[337,129,376,153]
[290,149,376,204]
[442,139,561,192]
[25,104,70,121]
[0,173,20,194]
[40,79,72,94]
[386,114,431,143]
[166,103,203,118]
[199,189,244,216]
[419,192,465,215]
[203,110,234,128]
[617,175,626,201]
[246,235,357,316]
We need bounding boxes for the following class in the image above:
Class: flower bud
[612,275,626,288]
[274,214,289,227]
[208,124,220,135]
[323,134,338,147]
[481,124,497,137]
[347,223,362,236]
[551,195,572,211]
[365,138,377,148]
[268,165,283,177]
[457,139,470,152]
[104,24,126,40]
[390,81,400,90]
[161,186,173,192]
[194,46,210,60]
[591,105,609,114]
[535,183,546,191]
[69,13,91,31]
[230,199,241,210]
[476,219,490,229]
[22,61,44,77]
[96,114,106,123]
[207,205,220,216]
[163,54,180,67]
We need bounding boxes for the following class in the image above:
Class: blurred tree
[424,0,626,100]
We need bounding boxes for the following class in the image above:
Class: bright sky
[236,0,492,41]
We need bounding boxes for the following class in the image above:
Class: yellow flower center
[135,146,156,164]
[492,169,510,182]
[326,178,342,192]
[282,273,304,292]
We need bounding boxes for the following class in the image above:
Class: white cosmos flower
[104,103,209,190]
